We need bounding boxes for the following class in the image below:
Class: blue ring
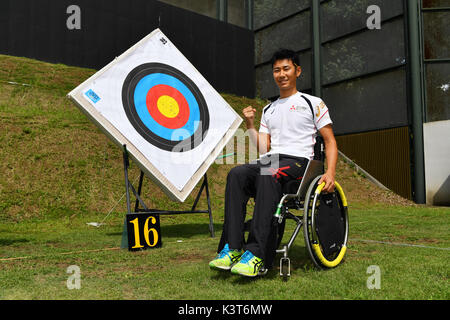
[133,73,200,141]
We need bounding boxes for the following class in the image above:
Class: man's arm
[243,106,271,154]
[318,124,338,193]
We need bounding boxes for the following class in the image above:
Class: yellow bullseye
[157,95,179,118]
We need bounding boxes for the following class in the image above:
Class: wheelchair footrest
[279,257,291,278]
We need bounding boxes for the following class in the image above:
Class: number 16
[129,216,159,249]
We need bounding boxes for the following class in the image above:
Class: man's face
[272,59,301,91]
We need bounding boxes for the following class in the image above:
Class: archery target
[67,28,242,202]
[122,63,209,152]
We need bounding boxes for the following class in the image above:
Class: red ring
[146,84,190,129]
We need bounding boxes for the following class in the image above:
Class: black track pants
[217,155,309,264]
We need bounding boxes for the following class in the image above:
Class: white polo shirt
[259,91,332,160]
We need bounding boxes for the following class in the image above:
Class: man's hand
[243,106,257,129]
[318,124,338,194]
[318,171,335,193]
[242,106,270,154]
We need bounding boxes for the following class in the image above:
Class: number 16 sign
[126,213,162,251]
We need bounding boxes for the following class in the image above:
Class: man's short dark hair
[270,49,300,67]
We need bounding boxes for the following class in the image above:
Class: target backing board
[68,28,242,202]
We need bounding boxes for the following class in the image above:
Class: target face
[122,63,210,152]
[68,28,242,201]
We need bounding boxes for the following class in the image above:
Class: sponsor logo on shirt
[315,101,326,117]
[289,105,308,112]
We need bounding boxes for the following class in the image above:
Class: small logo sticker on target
[85,89,100,104]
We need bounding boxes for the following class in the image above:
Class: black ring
[122,63,209,152]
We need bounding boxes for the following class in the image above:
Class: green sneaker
[230,250,264,277]
[209,244,242,270]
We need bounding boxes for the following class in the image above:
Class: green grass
[0,54,449,300]
[1,206,448,300]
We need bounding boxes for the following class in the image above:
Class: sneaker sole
[230,267,268,277]
[230,268,258,277]
[209,264,233,271]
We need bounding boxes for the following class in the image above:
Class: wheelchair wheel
[303,175,349,269]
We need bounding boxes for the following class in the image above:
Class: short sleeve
[313,99,333,130]
[259,104,271,134]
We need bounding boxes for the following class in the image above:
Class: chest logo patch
[289,105,307,112]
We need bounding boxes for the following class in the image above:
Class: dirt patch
[169,252,208,265]
[335,158,416,207]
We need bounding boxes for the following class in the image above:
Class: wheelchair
[246,138,349,281]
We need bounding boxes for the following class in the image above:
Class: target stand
[120,144,214,250]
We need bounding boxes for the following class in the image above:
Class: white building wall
[423,119,450,206]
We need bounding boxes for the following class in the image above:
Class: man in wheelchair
[209,49,339,277]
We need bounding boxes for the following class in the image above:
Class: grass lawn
[1,204,448,300]
[0,55,449,300]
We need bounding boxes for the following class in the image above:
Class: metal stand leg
[134,170,145,212]
[190,174,214,238]
[203,174,215,238]
[121,144,215,242]
[123,145,132,215]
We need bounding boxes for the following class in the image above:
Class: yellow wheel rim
[311,180,348,268]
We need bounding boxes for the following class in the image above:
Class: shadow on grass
[0,238,30,246]
[161,222,223,239]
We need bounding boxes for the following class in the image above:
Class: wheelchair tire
[303,175,349,269]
